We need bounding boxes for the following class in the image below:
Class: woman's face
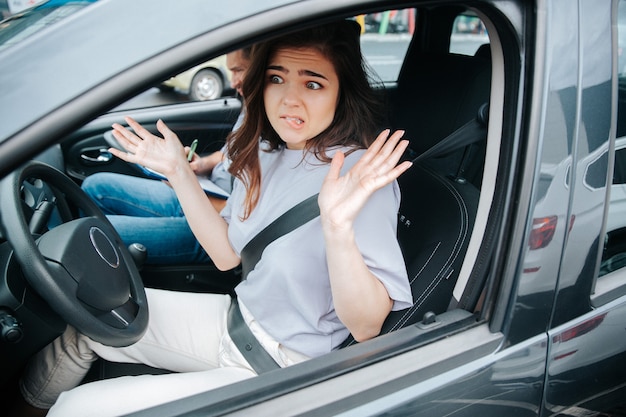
[263,46,339,150]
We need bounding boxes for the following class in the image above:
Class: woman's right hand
[111,116,238,270]
[109,116,189,179]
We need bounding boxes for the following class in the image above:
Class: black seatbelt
[227,298,280,373]
[240,193,320,279]
[410,103,488,164]
[228,193,320,374]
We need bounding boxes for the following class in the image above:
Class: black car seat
[391,50,491,188]
[341,157,480,347]
[335,49,491,346]
[389,162,480,327]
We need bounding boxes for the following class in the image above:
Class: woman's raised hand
[109,117,189,178]
[318,129,412,231]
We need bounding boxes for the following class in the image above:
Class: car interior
[1,3,510,408]
[54,5,497,309]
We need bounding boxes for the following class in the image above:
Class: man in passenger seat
[80,47,251,265]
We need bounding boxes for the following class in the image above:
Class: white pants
[20,289,308,417]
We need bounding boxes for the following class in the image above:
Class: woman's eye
[269,75,283,84]
[306,81,322,90]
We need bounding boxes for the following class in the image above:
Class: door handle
[80,148,113,164]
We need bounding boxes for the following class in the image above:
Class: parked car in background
[1,0,626,416]
[160,55,231,101]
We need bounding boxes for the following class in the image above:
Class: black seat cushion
[388,163,479,330]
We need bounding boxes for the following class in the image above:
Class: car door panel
[540,1,626,415]
[132,312,511,416]
[357,335,547,417]
[62,98,242,183]
[185,327,545,417]
[544,299,626,416]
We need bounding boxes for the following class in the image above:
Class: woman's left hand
[319,129,412,231]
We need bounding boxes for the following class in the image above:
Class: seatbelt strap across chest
[240,193,320,279]
[228,193,320,374]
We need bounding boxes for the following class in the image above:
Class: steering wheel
[0,161,148,347]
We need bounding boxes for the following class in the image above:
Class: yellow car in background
[160,55,231,101]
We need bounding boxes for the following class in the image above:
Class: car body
[1,0,626,416]
[160,55,232,101]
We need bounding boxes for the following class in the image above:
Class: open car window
[117,9,414,111]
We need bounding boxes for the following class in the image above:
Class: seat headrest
[474,43,491,59]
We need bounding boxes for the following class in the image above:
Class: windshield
[0,0,96,52]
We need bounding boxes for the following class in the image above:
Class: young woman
[14,20,413,417]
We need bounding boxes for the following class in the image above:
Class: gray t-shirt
[222,145,413,357]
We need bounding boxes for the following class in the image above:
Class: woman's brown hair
[227,20,385,219]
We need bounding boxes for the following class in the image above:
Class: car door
[542,1,626,415]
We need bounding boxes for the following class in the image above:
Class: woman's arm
[109,117,240,270]
[319,129,412,342]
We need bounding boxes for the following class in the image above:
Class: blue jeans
[81,173,211,264]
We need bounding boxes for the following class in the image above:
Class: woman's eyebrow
[299,69,328,80]
[266,65,327,80]
[267,65,286,72]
